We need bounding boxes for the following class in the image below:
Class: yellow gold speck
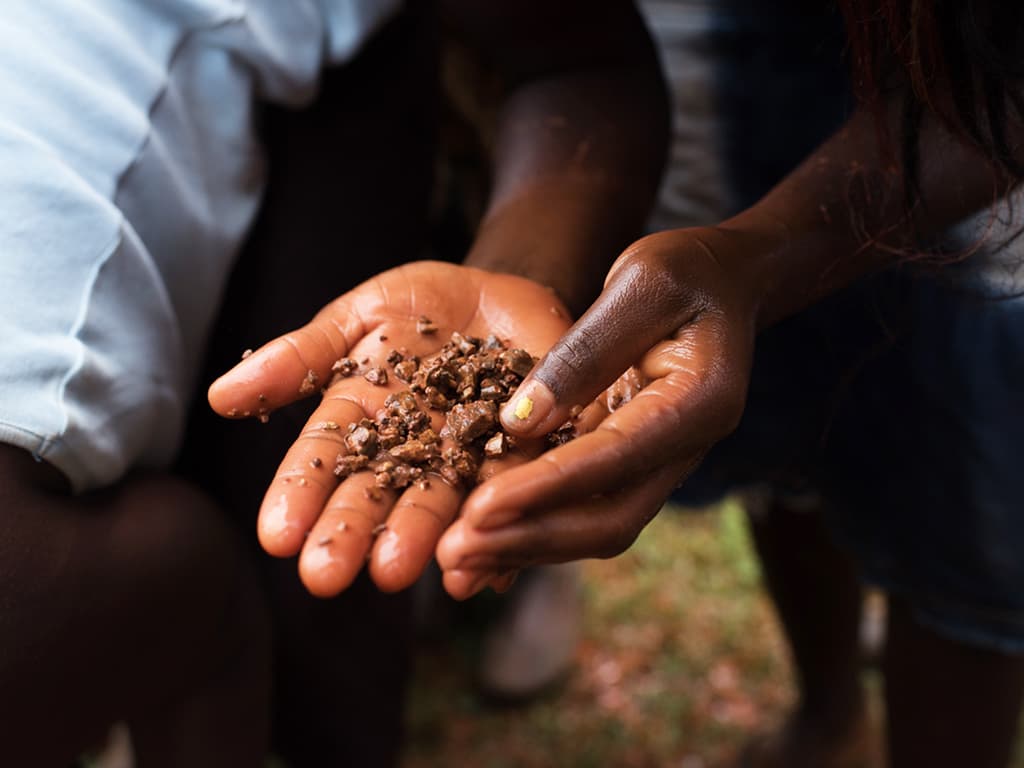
[513,396,534,420]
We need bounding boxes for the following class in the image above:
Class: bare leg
[0,445,269,768]
[884,598,1024,768]
[741,494,872,767]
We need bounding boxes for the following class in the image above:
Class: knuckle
[700,359,750,437]
[639,388,687,433]
[394,499,449,531]
[614,255,692,323]
[601,500,661,559]
[596,421,642,469]
[719,390,747,435]
[597,523,642,560]
[323,503,380,534]
[540,335,591,382]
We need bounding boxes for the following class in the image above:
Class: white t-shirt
[0,0,401,491]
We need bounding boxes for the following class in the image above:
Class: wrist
[716,205,866,331]
[463,178,631,317]
[692,216,787,332]
[462,251,576,321]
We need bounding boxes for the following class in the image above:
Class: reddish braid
[839,0,1024,185]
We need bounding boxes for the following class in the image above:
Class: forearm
[449,0,669,317]
[720,97,1022,328]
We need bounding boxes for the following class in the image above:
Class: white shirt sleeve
[0,0,400,491]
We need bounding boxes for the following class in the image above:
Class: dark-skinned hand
[436,227,760,599]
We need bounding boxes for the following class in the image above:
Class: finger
[442,568,503,601]
[458,427,571,527]
[498,240,700,437]
[472,315,745,530]
[438,463,683,576]
[368,442,547,587]
[298,472,398,598]
[208,292,369,417]
[464,370,717,531]
[490,569,520,593]
[441,567,518,601]
[256,396,367,556]
[366,474,463,593]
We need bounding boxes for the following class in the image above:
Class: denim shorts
[642,0,1024,652]
[681,266,1024,654]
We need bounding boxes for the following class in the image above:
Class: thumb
[500,244,698,437]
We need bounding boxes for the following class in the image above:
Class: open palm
[208,261,571,596]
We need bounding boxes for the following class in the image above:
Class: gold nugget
[513,396,534,420]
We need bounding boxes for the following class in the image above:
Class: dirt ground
[402,500,1024,768]
[86,500,1023,768]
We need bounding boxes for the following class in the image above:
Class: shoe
[80,723,133,768]
[476,563,583,702]
[858,589,887,666]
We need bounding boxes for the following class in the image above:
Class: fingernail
[467,575,491,598]
[500,379,555,432]
[490,569,520,594]
[452,570,491,599]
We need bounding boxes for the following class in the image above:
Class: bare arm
[208,0,670,597]
[435,89,1024,597]
[732,96,1023,329]
[446,0,670,315]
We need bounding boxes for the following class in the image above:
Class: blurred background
[81,1,1024,765]
[400,499,1024,768]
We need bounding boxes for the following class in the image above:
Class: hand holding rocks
[437,228,758,598]
[208,260,572,597]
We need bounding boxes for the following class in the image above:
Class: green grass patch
[404,500,1024,767]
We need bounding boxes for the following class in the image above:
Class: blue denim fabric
[643,0,1024,652]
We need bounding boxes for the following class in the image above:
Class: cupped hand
[208,261,571,597]
[436,227,761,599]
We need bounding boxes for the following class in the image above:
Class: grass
[403,499,1024,768]
[85,498,1024,767]
[403,500,793,767]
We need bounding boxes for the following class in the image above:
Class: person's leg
[178,6,440,766]
[476,563,583,701]
[884,598,1024,768]
[0,444,270,768]
[741,493,873,768]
